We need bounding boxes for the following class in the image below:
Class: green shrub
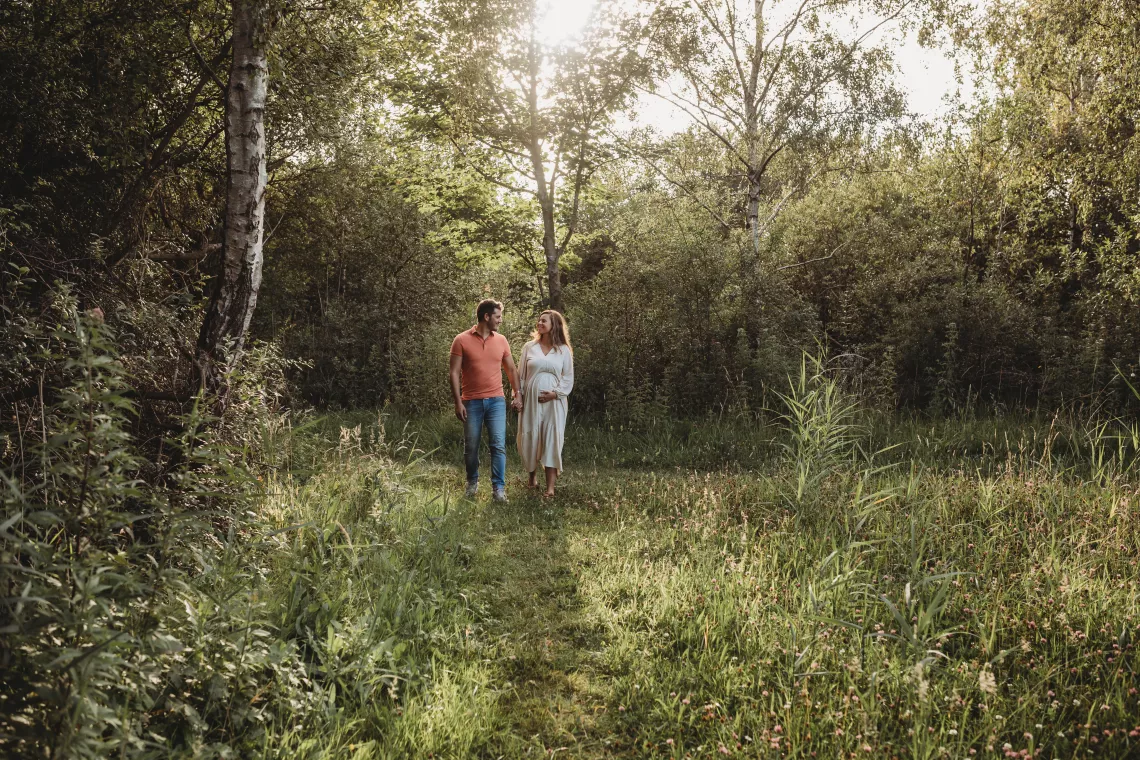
[0,290,316,757]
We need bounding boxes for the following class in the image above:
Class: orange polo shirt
[450,326,512,400]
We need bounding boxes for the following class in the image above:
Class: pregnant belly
[528,372,558,395]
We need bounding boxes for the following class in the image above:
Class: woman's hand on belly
[537,390,557,403]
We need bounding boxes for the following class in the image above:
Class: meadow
[227,370,1140,759]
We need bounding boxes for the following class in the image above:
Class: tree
[395,0,656,310]
[195,0,386,393]
[649,0,913,255]
[982,0,1140,396]
[196,0,272,392]
[0,0,231,274]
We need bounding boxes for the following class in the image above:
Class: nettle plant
[0,291,314,758]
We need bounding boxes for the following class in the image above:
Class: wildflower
[949,729,958,736]
[666,739,674,746]
[978,669,997,695]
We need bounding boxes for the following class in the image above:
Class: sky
[536,0,977,131]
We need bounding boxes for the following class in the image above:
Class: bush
[255,158,475,409]
[0,289,316,757]
[568,200,816,423]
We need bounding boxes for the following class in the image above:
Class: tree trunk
[540,202,563,312]
[746,169,762,255]
[524,34,563,313]
[530,148,563,311]
[196,0,270,394]
[744,0,763,257]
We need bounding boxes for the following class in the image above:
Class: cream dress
[516,340,574,473]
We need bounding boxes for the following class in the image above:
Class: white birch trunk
[197,0,269,391]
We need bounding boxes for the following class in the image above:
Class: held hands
[511,395,523,412]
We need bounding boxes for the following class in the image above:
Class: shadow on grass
[469,491,615,757]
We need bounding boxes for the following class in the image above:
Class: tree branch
[776,240,848,270]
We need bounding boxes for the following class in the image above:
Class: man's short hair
[476,299,503,323]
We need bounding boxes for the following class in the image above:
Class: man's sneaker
[464,481,478,499]
[492,487,508,504]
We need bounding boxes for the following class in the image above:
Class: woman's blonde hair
[531,310,572,352]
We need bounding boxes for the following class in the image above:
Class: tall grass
[253,385,1140,758]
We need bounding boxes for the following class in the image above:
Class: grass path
[473,490,609,756]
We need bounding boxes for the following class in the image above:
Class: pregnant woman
[516,310,575,497]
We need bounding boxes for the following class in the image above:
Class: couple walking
[449,299,574,501]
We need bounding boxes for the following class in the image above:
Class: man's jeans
[464,396,506,491]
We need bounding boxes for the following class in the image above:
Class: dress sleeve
[555,348,574,399]
[517,341,531,397]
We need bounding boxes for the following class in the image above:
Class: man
[450,299,523,502]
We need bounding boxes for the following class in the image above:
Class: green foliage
[569,186,816,421]
[0,292,299,757]
[201,410,1137,759]
[0,298,503,757]
[6,2,1140,753]
[6,299,1140,757]
[982,0,1140,406]
[0,0,228,263]
[389,0,656,306]
[256,153,473,408]
[772,158,1045,409]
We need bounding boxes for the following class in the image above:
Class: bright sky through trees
[536,0,596,45]
[535,0,969,130]
[611,0,971,131]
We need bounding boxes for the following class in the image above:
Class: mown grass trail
[260,413,1140,759]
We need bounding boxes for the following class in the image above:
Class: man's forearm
[450,373,463,405]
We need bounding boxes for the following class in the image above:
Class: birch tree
[650,0,913,255]
[196,0,272,391]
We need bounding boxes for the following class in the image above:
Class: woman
[516,310,574,497]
